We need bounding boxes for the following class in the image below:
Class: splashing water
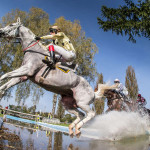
[82,111,150,141]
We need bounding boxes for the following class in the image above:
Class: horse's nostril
[0,31,4,38]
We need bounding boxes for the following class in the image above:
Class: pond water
[1,111,150,150]
[0,119,150,150]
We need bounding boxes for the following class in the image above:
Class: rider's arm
[41,32,64,40]
[119,83,124,91]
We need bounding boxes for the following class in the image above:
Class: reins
[22,40,50,57]
[23,40,39,52]
[24,49,50,57]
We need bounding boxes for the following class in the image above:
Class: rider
[137,94,147,108]
[114,79,130,102]
[35,26,76,68]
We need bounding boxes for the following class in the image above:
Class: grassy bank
[0,114,3,117]
[55,123,69,127]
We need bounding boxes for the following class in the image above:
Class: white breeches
[46,44,76,62]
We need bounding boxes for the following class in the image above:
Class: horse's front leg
[0,65,31,83]
[105,107,111,113]
[67,108,85,137]
[0,76,28,98]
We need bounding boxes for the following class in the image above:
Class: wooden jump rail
[0,107,42,120]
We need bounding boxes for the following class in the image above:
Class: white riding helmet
[114,79,120,83]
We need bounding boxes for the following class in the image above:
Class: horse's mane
[97,83,117,97]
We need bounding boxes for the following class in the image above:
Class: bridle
[6,25,50,57]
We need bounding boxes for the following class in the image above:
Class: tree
[97,0,150,43]
[51,94,57,118]
[56,96,65,121]
[94,73,105,115]
[125,66,138,100]
[54,16,98,82]
[28,105,36,113]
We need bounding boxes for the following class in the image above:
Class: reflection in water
[1,119,150,150]
[47,131,53,150]
[68,144,79,150]
[54,132,63,150]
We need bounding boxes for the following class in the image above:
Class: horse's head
[104,89,119,100]
[0,18,22,38]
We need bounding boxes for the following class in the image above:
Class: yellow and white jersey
[41,32,75,52]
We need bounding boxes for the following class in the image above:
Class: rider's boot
[42,45,56,68]
[119,92,132,103]
[124,95,132,103]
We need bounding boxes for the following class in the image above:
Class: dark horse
[104,89,136,112]
[103,89,150,116]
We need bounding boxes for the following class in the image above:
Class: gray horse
[0,18,101,136]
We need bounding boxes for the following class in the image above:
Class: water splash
[82,111,150,141]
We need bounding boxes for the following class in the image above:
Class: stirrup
[42,59,55,68]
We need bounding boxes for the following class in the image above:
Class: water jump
[0,18,149,140]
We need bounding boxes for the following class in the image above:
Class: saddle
[39,58,78,83]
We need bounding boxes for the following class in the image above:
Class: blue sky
[0,0,150,111]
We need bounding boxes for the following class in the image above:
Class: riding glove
[35,36,41,40]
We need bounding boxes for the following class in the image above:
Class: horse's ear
[17,17,21,24]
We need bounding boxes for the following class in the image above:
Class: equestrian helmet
[114,79,120,83]
[49,26,60,33]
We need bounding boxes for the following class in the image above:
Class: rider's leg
[53,45,76,62]
[53,45,77,70]
[42,45,56,67]
[49,45,55,64]
[120,92,132,103]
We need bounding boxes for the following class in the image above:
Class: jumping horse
[0,18,102,137]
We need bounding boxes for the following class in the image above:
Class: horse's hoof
[69,133,74,138]
[76,131,81,138]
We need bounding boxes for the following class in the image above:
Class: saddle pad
[56,66,70,73]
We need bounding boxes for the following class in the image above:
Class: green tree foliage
[28,105,36,113]
[97,0,150,43]
[0,8,98,105]
[56,96,65,121]
[61,114,75,123]
[125,66,138,100]
[94,73,105,115]
[51,94,57,117]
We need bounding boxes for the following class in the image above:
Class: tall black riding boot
[42,51,55,68]
[50,50,55,65]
